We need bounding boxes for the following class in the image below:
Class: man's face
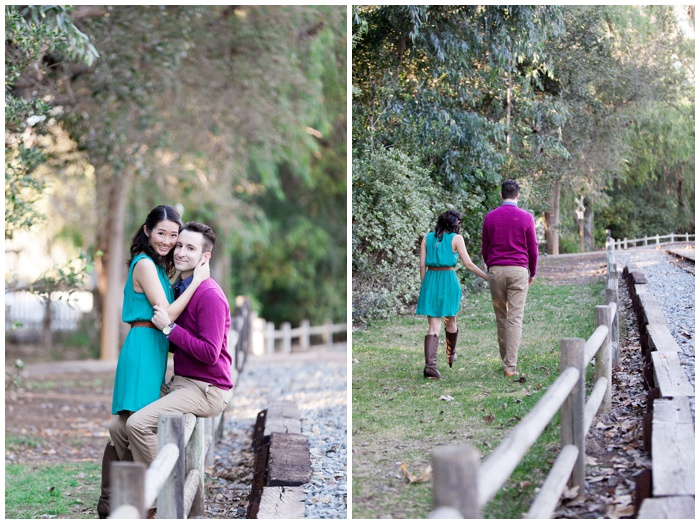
[174,229,207,273]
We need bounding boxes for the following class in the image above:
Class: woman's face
[145,219,180,257]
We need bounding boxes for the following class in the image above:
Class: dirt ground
[539,251,650,518]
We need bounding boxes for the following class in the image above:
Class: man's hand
[528,277,534,286]
[152,304,172,330]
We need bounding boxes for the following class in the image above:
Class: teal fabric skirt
[416,269,462,317]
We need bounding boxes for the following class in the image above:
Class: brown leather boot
[97,443,133,519]
[423,334,442,379]
[97,441,119,519]
[445,329,459,368]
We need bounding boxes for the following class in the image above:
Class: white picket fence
[607,232,694,251]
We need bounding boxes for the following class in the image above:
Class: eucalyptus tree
[544,5,694,251]
[352,5,564,321]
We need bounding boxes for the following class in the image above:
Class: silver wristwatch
[162,322,175,336]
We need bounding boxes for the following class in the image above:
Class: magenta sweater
[168,278,233,390]
[481,202,539,277]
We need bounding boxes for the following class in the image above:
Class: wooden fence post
[560,338,586,495]
[281,322,292,353]
[431,444,481,518]
[265,321,275,354]
[186,417,205,517]
[300,319,310,352]
[111,462,146,518]
[324,319,333,351]
[595,306,612,414]
[158,413,186,519]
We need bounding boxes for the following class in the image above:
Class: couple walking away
[97,205,233,518]
[416,180,538,378]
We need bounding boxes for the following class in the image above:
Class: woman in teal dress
[416,210,488,379]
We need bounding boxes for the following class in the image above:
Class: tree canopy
[5,5,347,358]
[352,5,694,324]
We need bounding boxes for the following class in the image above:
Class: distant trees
[353,5,694,323]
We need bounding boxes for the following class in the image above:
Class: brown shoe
[423,334,442,379]
[97,441,119,519]
[445,329,459,368]
[504,371,518,377]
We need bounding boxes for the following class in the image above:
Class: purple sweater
[482,202,538,277]
[168,278,233,390]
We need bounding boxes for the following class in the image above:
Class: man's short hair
[501,180,520,200]
[181,222,216,253]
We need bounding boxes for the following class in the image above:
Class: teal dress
[416,232,461,317]
[111,254,174,414]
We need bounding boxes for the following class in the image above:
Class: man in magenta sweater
[113,221,232,467]
[482,180,538,377]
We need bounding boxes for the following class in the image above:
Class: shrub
[352,149,440,324]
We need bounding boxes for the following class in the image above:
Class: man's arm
[481,215,490,269]
[526,214,538,283]
[168,290,228,366]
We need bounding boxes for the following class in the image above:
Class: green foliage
[352,149,441,323]
[5,5,98,239]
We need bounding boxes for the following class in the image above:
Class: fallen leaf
[562,485,579,500]
[483,414,495,424]
[400,461,432,484]
[440,395,454,402]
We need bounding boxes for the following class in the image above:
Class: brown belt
[130,321,159,331]
[427,266,455,271]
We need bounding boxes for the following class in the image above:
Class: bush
[352,149,441,324]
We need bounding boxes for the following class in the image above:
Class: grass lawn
[5,460,102,519]
[351,279,606,519]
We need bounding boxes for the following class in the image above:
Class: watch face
[163,326,171,335]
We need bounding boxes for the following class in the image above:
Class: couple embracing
[416,180,538,378]
[98,205,233,518]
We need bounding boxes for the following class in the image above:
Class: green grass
[5,462,102,519]
[351,279,606,519]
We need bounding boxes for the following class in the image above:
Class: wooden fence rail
[607,232,694,251]
[262,319,347,354]
[431,250,620,519]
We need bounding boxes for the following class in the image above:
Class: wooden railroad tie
[247,401,312,519]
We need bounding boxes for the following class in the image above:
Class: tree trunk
[583,195,595,251]
[545,180,561,255]
[42,295,53,353]
[96,167,131,361]
[505,58,512,155]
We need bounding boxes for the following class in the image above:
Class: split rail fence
[262,318,347,354]
[430,249,620,519]
[607,232,694,251]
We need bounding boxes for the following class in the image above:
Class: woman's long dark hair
[435,209,462,239]
[127,205,182,278]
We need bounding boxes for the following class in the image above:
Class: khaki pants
[109,375,228,466]
[488,266,530,373]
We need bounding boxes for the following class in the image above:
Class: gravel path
[217,349,347,519]
[613,244,695,415]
